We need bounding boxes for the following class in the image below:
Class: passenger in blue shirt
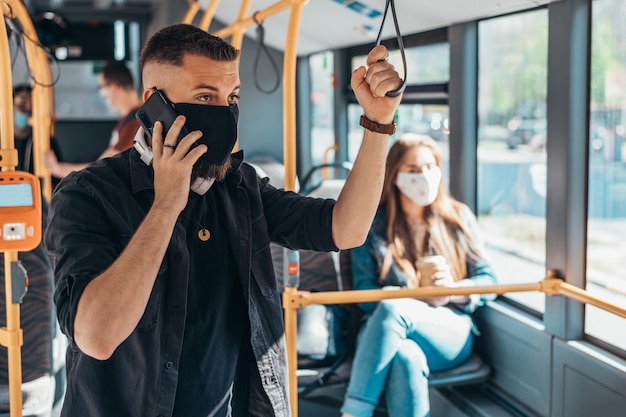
[341,134,498,417]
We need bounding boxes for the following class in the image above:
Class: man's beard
[191,157,232,183]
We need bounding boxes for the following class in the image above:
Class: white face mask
[395,167,441,206]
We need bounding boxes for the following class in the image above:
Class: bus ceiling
[24,0,558,56]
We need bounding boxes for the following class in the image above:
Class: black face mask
[173,102,239,165]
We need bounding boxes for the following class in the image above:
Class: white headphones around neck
[133,128,153,166]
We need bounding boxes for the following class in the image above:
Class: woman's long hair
[379,134,484,287]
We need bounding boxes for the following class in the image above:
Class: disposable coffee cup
[417,255,447,287]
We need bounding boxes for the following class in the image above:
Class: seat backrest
[248,154,300,191]
[271,243,339,293]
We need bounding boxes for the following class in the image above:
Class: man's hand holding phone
[148,109,206,215]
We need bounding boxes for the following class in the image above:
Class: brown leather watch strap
[359,114,396,135]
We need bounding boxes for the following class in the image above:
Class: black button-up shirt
[45,149,338,417]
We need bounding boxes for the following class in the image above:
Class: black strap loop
[252,13,281,95]
[375,0,407,97]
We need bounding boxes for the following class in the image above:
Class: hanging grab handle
[252,12,281,95]
[375,0,407,97]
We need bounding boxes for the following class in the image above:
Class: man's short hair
[140,24,239,70]
[100,61,135,90]
[13,84,32,96]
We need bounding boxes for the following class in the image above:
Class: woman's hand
[424,264,455,307]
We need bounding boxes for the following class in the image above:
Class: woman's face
[394,144,442,208]
[397,145,437,175]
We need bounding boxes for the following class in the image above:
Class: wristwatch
[359,114,396,135]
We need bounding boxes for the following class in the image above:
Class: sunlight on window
[586,0,626,351]
[477,10,549,313]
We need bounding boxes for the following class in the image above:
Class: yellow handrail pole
[557,282,626,319]
[286,278,626,320]
[284,276,626,415]
[229,0,252,154]
[282,0,306,194]
[1,4,18,169]
[230,0,252,51]
[1,9,15,154]
[48,84,55,139]
[0,248,23,417]
[181,0,201,25]
[9,0,54,201]
[286,282,548,308]
[0,249,23,417]
[198,0,222,31]
[282,3,306,415]
[321,144,338,180]
[0,7,24,417]
[282,286,299,416]
[212,0,293,41]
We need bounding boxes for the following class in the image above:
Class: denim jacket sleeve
[456,261,498,314]
[351,232,385,314]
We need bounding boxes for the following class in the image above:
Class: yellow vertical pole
[1,3,16,156]
[282,0,306,194]
[198,0,222,31]
[7,0,54,201]
[181,0,201,25]
[0,251,22,417]
[227,0,250,154]
[230,0,252,51]
[283,3,307,415]
[282,286,298,416]
[0,6,24,417]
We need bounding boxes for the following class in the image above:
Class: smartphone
[135,89,190,143]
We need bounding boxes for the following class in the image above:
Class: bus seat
[428,353,491,388]
[299,162,352,196]
[273,243,349,367]
[248,154,300,192]
[0,375,55,417]
[305,178,346,200]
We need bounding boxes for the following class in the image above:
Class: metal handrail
[283,274,626,416]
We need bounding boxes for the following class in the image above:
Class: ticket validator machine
[0,172,42,252]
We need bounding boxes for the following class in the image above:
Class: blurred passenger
[11,84,63,175]
[45,60,141,178]
[341,134,498,417]
[45,23,403,417]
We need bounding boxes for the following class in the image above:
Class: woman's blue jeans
[340,298,474,417]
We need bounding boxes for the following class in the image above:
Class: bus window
[310,51,335,167]
[347,41,450,164]
[477,9,549,313]
[351,41,449,84]
[348,103,449,178]
[587,0,626,352]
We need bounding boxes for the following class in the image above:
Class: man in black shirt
[45,23,403,417]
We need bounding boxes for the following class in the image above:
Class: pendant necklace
[182,196,211,241]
